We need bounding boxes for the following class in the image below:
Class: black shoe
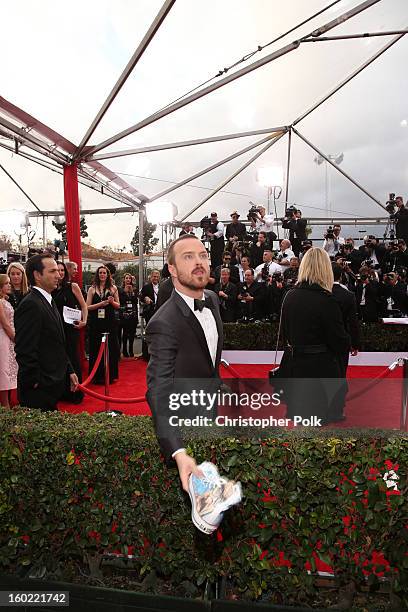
[129,352,134,358]
[123,351,129,358]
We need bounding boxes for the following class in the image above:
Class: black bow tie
[194,297,213,312]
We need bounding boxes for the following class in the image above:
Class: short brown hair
[26,254,55,287]
[167,234,200,265]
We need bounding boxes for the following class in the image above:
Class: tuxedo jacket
[15,288,73,391]
[145,289,223,459]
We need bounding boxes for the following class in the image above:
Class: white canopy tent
[0,0,407,286]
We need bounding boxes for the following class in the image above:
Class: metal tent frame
[0,0,406,288]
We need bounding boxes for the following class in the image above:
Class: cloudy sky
[0,0,407,249]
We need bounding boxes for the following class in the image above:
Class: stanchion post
[400,358,408,432]
[103,333,110,411]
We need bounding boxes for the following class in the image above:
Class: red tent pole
[63,164,86,366]
[63,164,82,284]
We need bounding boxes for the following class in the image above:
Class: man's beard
[176,267,209,291]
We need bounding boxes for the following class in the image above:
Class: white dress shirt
[172,289,219,459]
[254,261,281,282]
[275,248,295,273]
[256,214,275,234]
[175,289,218,366]
[212,221,224,239]
[32,286,52,305]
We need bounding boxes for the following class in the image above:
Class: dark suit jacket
[332,283,361,349]
[155,277,174,311]
[15,288,73,392]
[146,289,223,459]
[139,282,158,321]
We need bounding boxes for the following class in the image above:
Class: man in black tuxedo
[15,254,78,411]
[146,235,223,491]
[139,270,160,324]
[214,268,238,322]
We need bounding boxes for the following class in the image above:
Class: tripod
[383,215,397,241]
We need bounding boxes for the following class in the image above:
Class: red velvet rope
[77,384,145,403]
[81,339,106,387]
[78,355,397,406]
[346,365,395,401]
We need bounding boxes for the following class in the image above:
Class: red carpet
[58,359,404,430]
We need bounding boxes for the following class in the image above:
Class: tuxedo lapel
[33,290,65,342]
[208,292,223,368]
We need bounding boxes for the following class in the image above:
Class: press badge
[126,301,133,310]
[98,308,105,319]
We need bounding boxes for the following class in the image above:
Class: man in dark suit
[331,263,361,421]
[214,268,238,322]
[139,270,160,324]
[146,235,223,491]
[15,254,78,411]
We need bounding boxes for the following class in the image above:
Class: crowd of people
[0,196,407,411]
[149,208,408,325]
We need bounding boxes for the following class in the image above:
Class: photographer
[355,266,381,323]
[214,251,240,285]
[249,231,269,267]
[236,255,252,283]
[299,239,312,261]
[179,222,195,236]
[358,235,386,272]
[249,204,277,246]
[322,224,344,258]
[283,257,300,285]
[395,196,408,243]
[265,272,285,319]
[206,212,225,269]
[273,239,295,272]
[255,250,280,283]
[215,268,238,323]
[282,207,307,257]
[380,271,408,317]
[226,211,247,245]
[338,238,363,274]
[237,268,264,321]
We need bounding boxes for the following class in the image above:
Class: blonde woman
[0,275,18,407]
[6,262,29,310]
[278,247,350,424]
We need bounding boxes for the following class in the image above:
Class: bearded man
[145,234,223,490]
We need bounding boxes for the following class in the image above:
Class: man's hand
[350,348,358,356]
[174,452,203,492]
[70,373,79,392]
[144,297,153,305]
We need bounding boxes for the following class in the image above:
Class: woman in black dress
[278,248,350,424]
[119,273,138,357]
[53,261,88,403]
[86,265,120,384]
[6,262,29,310]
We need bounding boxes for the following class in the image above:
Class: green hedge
[223,322,408,351]
[0,410,407,608]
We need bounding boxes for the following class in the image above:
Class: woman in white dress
[0,274,18,408]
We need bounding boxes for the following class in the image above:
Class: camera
[301,240,312,251]
[240,284,248,299]
[272,272,284,283]
[261,263,270,281]
[283,205,297,220]
[325,226,335,240]
[247,204,262,223]
[199,216,212,241]
[385,193,396,217]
